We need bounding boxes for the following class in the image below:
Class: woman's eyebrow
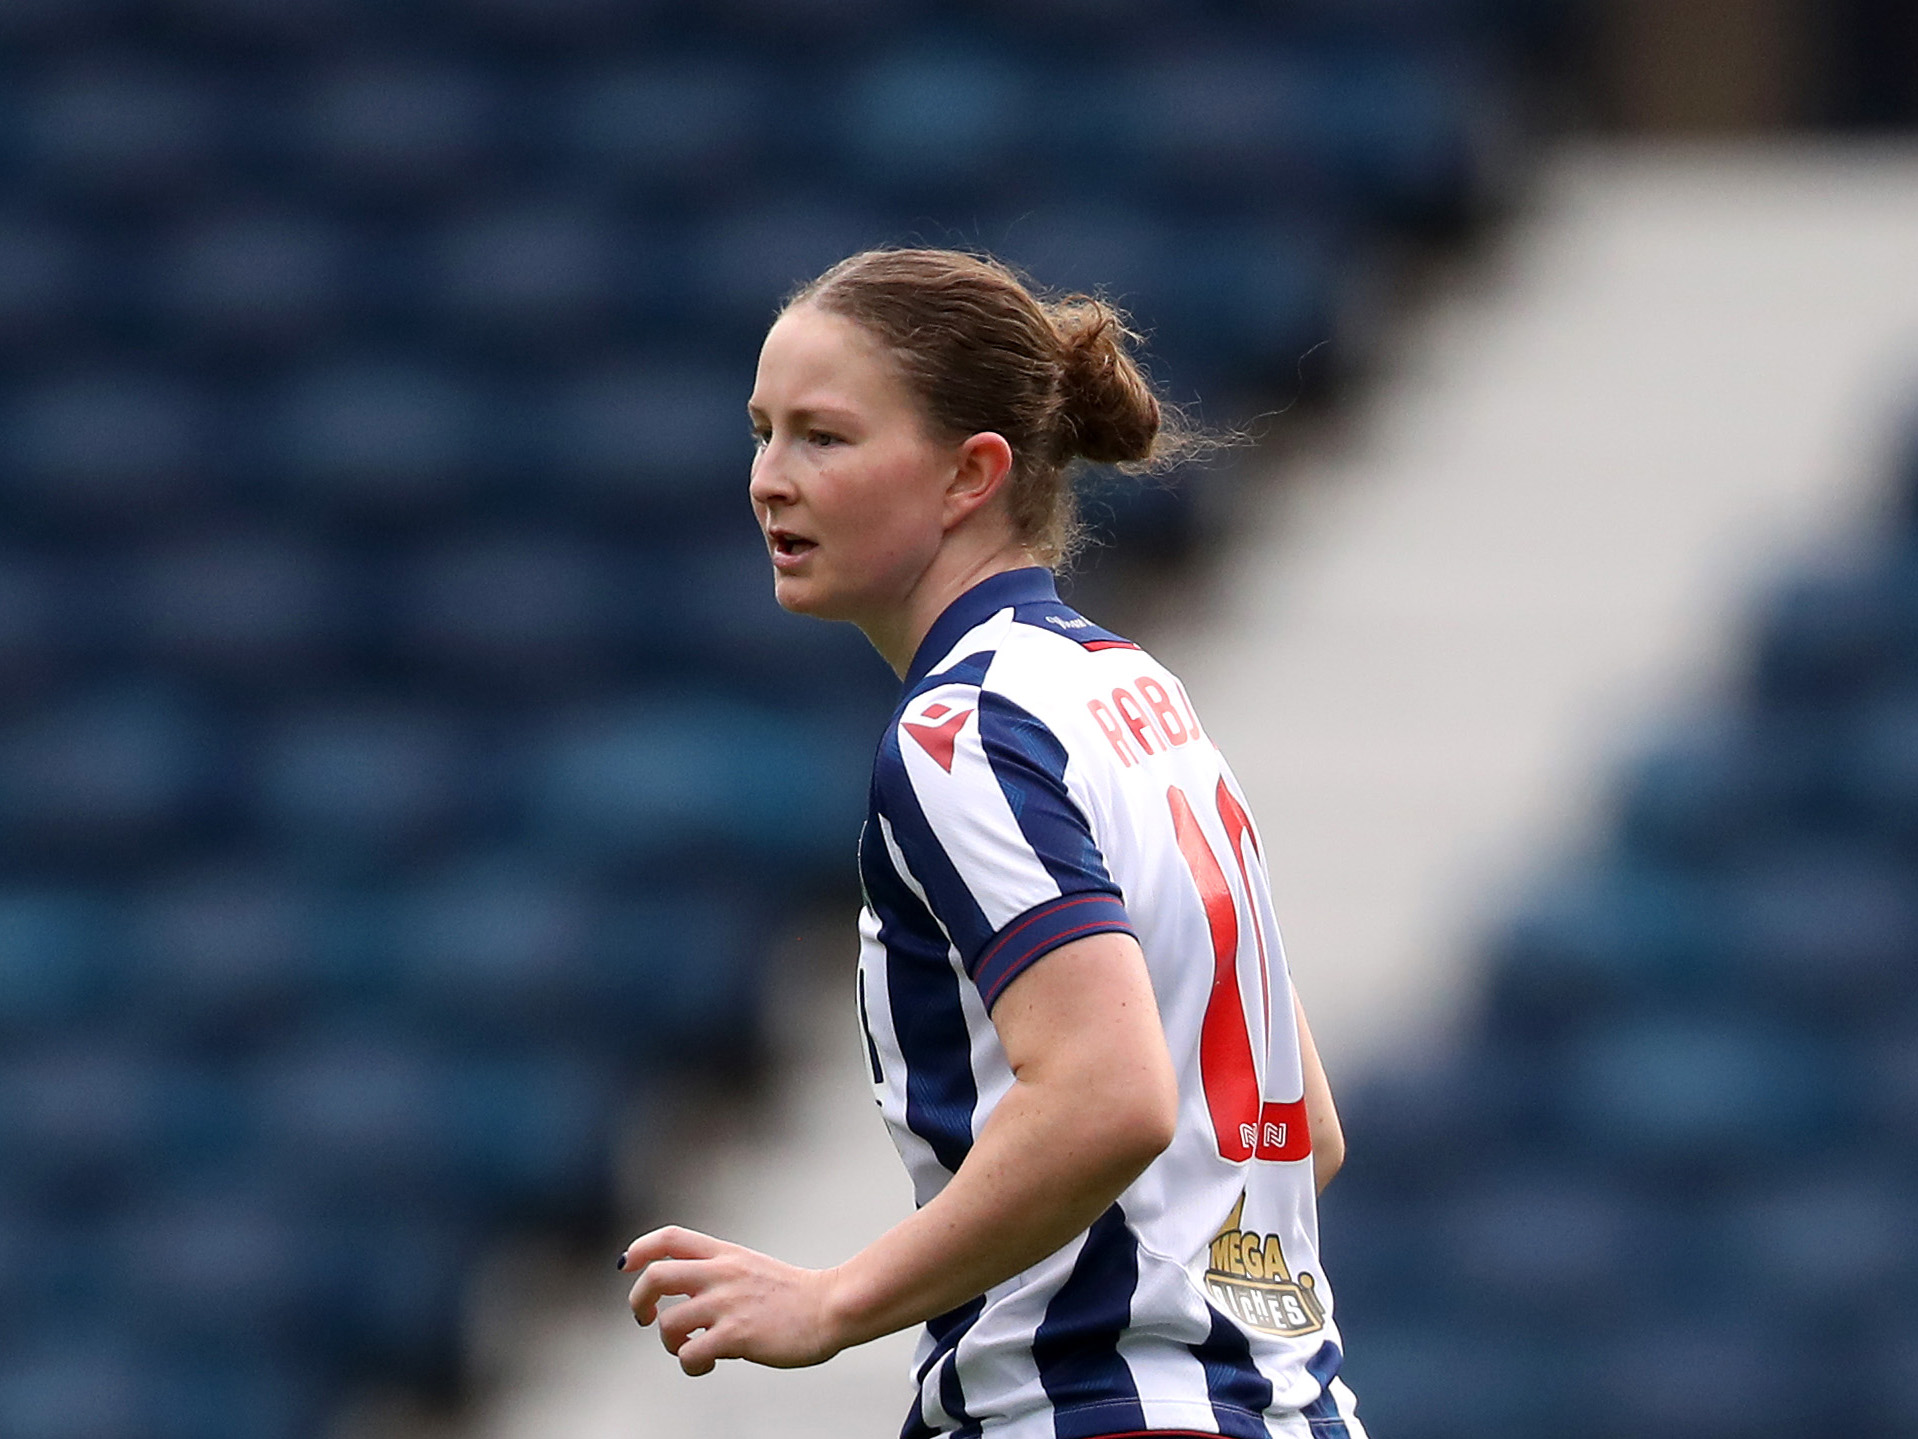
[757,403,862,427]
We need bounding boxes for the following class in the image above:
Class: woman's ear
[942,432,1015,530]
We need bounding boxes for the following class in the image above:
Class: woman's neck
[863,541,1037,679]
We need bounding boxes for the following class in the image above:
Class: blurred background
[1,2,1916,1438]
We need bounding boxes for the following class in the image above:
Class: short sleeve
[873,684,1135,1010]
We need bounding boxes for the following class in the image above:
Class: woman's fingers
[674,1321,736,1377]
[618,1232,840,1373]
[627,1257,715,1325]
[658,1293,719,1354]
[619,1224,724,1274]
[622,1227,732,1324]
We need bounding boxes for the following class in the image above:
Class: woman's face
[747,303,958,628]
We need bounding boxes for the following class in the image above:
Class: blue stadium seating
[557,57,773,203]
[1331,409,1918,1438]
[16,59,223,201]
[3,373,214,523]
[149,207,360,350]
[537,353,756,512]
[127,529,356,680]
[0,214,90,345]
[296,59,507,201]
[0,2,1555,1431]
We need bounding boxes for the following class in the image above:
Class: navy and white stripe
[859,567,1365,1439]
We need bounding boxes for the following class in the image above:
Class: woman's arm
[622,930,1179,1375]
[1294,988,1344,1194]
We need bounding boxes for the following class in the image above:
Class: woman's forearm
[1294,990,1344,1194]
[622,933,1178,1375]
[824,1059,1169,1347]
[824,933,1178,1350]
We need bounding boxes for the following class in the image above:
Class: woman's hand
[621,1226,846,1376]
[621,933,1177,1369]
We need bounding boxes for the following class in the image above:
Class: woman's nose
[748,442,794,507]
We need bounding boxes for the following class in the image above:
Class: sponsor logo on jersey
[1045,614,1092,629]
[1204,1194,1326,1338]
[902,702,974,773]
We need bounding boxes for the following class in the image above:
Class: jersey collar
[904,566,1060,689]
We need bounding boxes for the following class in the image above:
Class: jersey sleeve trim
[973,890,1136,1012]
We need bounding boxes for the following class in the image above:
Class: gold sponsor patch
[1203,1194,1326,1338]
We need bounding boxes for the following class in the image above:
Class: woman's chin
[771,573,835,618]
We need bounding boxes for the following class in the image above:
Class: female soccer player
[621,249,1363,1439]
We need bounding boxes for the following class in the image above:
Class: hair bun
[1051,296,1162,467]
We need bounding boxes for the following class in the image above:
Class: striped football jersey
[856,566,1365,1439]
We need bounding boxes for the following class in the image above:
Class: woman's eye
[749,428,770,449]
[808,430,841,447]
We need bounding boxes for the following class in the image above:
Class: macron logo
[902,702,973,773]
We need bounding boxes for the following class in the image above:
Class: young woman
[621,249,1363,1439]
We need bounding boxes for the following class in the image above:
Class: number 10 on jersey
[1167,782,1311,1166]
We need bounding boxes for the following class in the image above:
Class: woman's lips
[769,531,817,570]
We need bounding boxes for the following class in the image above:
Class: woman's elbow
[1113,1067,1179,1169]
[1312,1128,1345,1194]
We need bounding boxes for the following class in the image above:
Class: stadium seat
[0,213,91,350]
[274,359,491,518]
[1146,218,1350,385]
[16,59,221,201]
[697,0,914,46]
[250,1029,612,1219]
[1431,1166,1669,1315]
[126,530,355,684]
[0,553,66,691]
[591,888,765,1059]
[389,530,631,686]
[0,687,217,857]
[1721,841,1918,1016]
[528,693,868,876]
[297,58,504,201]
[682,199,900,342]
[1586,1313,1819,1439]
[1613,717,1792,866]
[0,1040,189,1203]
[459,0,673,44]
[1561,1014,1839,1171]
[1867,1313,1918,1436]
[0,1344,206,1439]
[249,702,477,862]
[1,372,214,524]
[1483,862,1715,1040]
[0,890,115,1035]
[1717,1166,1915,1314]
[147,207,358,351]
[992,204,1168,321]
[1753,563,1911,706]
[830,45,1036,198]
[1335,1320,1552,1439]
[1859,1021,1918,1142]
[170,0,369,48]
[15,1342,326,1439]
[1841,682,1918,838]
[555,57,768,205]
[536,354,753,513]
[114,1178,470,1384]
[128,872,320,1042]
[423,197,651,346]
[662,537,896,702]
[385,862,598,1035]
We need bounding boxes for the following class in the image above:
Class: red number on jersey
[1167,782,1311,1165]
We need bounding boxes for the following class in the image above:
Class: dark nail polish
[615,1253,627,1270]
